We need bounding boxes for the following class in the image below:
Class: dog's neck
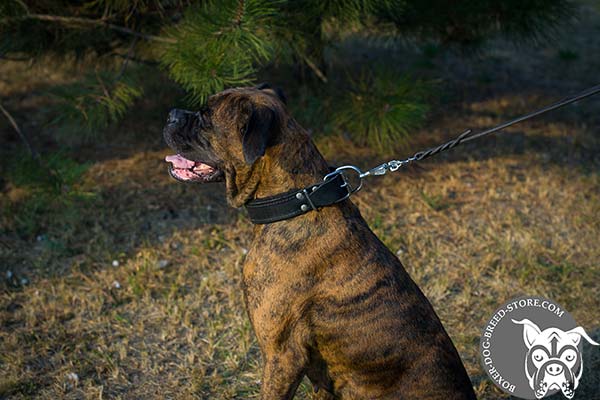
[259,135,330,197]
[226,130,330,207]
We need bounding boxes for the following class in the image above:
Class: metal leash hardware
[323,83,600,197]
[322,128,472,191]
[322,165,364,200]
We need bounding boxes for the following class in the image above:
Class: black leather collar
[245,172,350,224]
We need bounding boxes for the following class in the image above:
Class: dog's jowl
[163,85,477,399]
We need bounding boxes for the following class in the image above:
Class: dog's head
[512,318,599,399]
[163,84,303,206]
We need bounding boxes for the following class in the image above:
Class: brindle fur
[163,86,477,399]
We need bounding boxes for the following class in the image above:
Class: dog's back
[311,207,475,398]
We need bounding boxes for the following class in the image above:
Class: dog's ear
[242,103,278,165]
[256,82,287,105]
[512,319,542,349]
[565,326,600,346]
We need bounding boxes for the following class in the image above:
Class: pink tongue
[165,154,196,169]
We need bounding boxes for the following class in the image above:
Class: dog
[512,319,599,399]
[163,84,477,399]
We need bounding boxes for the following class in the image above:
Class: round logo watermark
[479,296,598,399]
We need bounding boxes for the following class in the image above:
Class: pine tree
[1,0,576,149]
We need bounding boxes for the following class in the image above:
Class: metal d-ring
[323,165,364,200]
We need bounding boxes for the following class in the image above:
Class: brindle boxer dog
[163,84,477,400]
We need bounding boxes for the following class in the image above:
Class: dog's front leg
[243,258,313,399]
[260,347,306,400]
[250,306,310,399]
[311,387,337,400]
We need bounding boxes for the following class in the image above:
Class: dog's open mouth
[165,154,223,183]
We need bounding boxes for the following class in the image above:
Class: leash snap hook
[361,158,411,177]
[362,162,389,177]
[323,165,364,198]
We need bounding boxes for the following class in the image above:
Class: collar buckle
[323,165,364,202]
[301,188,318,211]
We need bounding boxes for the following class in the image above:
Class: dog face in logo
[512,319,599,399]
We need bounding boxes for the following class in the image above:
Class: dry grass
[2,3,600,399]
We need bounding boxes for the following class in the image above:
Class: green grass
[3,151,95,239]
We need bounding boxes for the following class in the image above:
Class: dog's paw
[535,381,549,399]
[560,381,575,399]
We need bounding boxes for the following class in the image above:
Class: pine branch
[2,13,176,43]
[0,102,38,159]
[0,54,30,61]
[116,38,138,80]
[110,53,159,66]
[234,0,246,26]
[296,50,328,83]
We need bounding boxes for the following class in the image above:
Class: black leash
[246,84,600,224]
[359,83,600,179]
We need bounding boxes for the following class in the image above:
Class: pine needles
[160,0,280,105]
[332,68,431,151]
[49,71,143,142]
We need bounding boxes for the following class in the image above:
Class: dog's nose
[545,363,564,376]
[167,109,188,125]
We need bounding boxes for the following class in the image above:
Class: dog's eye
[196,107,212,127]
[198,105,210,116]
[532,349,546,362]
[562,349,577,362]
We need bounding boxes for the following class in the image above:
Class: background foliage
[1,0,575,150]
[0,0,578,239]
